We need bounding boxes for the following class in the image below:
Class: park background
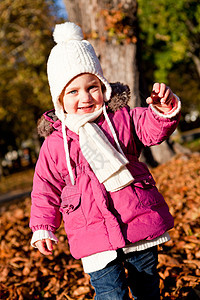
[0,0,200,299]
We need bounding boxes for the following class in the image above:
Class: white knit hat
[47,22,112,121]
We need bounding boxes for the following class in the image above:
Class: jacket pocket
[133,175,165,207]
[60,186,86,229]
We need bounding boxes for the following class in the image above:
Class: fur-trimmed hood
[37,82,130,138]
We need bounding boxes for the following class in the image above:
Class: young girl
[30,22,181,299]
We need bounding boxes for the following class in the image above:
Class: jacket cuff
[31,230,58,248]
[150,94,181,119]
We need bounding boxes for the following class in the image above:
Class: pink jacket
[30,84,180,259]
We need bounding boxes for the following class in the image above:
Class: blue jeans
[88,246,160,300]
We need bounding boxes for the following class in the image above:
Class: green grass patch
[181,137,200,152]
[0,168,34,194]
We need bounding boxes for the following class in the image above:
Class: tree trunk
[63,0,182,165]
[64,0,139,108]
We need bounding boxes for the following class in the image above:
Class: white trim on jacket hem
[82,232,170,273]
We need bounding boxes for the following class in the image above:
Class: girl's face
[60,73,104,115]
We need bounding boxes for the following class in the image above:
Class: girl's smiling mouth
[78,104,94,110]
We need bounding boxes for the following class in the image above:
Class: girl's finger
[153,82,160,93]
[146,96,153,104]
[159,83,166,98]
[160,88,170,104]
[46,239,53,251]
[35,239,53,255]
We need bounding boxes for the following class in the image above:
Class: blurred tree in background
[137,0,200,114]
[0,0,62,157]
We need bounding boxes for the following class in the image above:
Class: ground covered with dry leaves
[0,153,199,299]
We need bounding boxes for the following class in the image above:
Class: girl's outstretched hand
[35,238,54,255]
[146,83,174,114]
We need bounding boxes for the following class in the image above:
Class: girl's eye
[89,85,98,91]
[69,90,77,95]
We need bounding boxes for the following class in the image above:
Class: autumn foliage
[0,153,200,299]
[99,6,137,44]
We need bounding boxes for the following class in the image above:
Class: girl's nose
[81,90,92,102]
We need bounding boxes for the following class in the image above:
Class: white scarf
[63,105,134,192]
